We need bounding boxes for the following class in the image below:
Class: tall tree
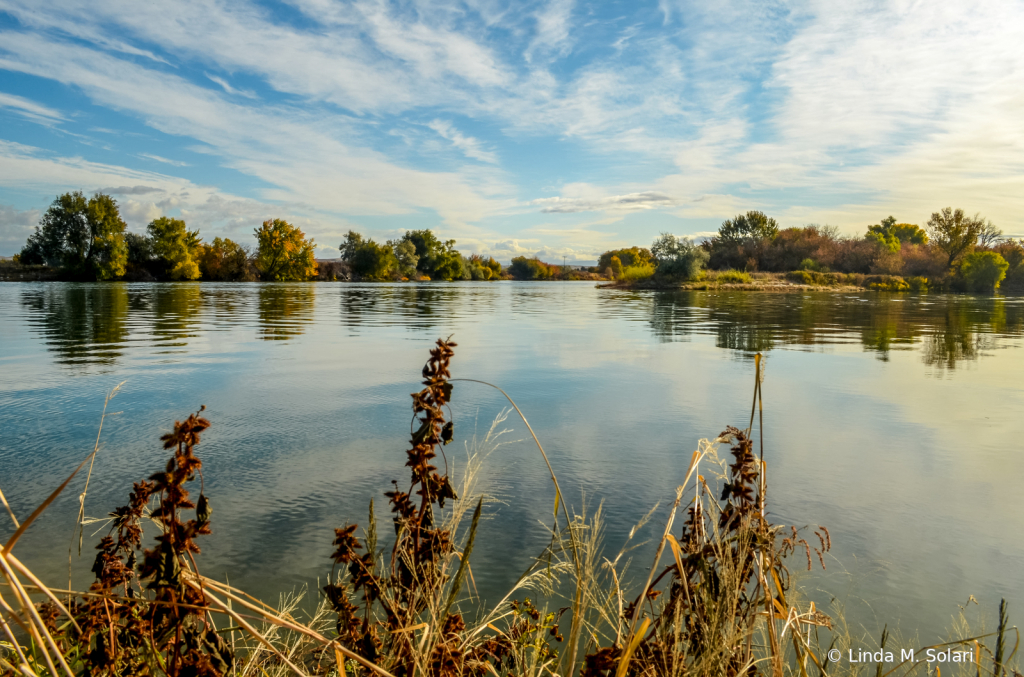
[254,218,318,281]
[927,208,986,267]
[19,191,128,279]
[717,210,779,243]
[401,229,464,280]
[148,216,202,280]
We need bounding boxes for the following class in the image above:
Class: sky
[1,0,1022,261]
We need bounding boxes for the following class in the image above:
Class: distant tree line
[16,191,320,281]
[14,191,520,283]
[338,229,503,281]
[596,208,1023,292]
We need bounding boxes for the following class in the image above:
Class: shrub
[619,263,655,282]
[993,240,1024,291]
[960,251,1009,292]
[715,269,752,284]
[786,270,833,285]
[868,275,910,291]
[907,276,929,291]
[900,243,947,278]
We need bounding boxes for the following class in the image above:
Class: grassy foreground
[1,341,1019,676]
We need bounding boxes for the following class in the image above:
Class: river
[1,281,1022,643]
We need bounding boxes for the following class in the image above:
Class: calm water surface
[2,281,1023,642]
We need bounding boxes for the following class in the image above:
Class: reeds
[1,339,1019,676]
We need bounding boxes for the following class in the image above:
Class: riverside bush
[960,250,1009,292]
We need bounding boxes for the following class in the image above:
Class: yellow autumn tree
[148,216,201,280]
[254,218,318,281]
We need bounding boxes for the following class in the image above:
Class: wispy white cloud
[138,153,190,167]
[525,0,575,63]
[0,91,65,126]
[204,73,257,98]
[427,120,497,163]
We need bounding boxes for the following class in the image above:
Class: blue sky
[1,0,1022,261]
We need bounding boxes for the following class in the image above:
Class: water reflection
[258,284,314,340]
[12,284,1024,371]
[339,284,500,330]
[149,284,204,348]
[19,283,129,366]
[644,292,1024,368]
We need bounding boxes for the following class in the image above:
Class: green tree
[19,191,128,279]
[651,233,709,279]
[509,256,554,280]
[867,217,928,247]
[960,251,1009,292]
[865,230,901,253]
[341,231,398,280]
[401,229,464,280]
[351,240,398,280]
[927,208,986,268]
[148,217,202,280]
[718,210,779,243]
[198,237,253,281]
[389,239,420,277]
[255,218,318,281]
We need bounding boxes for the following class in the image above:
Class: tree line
[16,191,319,281]
[595,208,1023,292]
[12,191,511,282]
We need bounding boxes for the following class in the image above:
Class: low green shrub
[868,275,910,291]
[961,251,1009,292]
[715,269,752,284]
[619,263,655,282]
[907,276,929,291]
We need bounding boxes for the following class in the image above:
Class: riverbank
[603,270,938,292]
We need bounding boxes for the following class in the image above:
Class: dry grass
[1,344,1019,677]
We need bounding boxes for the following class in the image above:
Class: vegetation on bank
[1,341,1019,676]
[8,191,613,283]
[602,210,1024,293]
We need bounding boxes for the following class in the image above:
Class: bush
[900,243,947,278]
[960,251,1009,292]
[993,240,1024,291]
[907,276,929,291]
[868,275,910,291]
[757,226,836,272]
[619,263,655,282]
[786,270,831,285]
[715,269,752,284]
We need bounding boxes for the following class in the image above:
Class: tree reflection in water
[20,283,129,367]
[258,284,315,340]
[647,291,1024,369]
